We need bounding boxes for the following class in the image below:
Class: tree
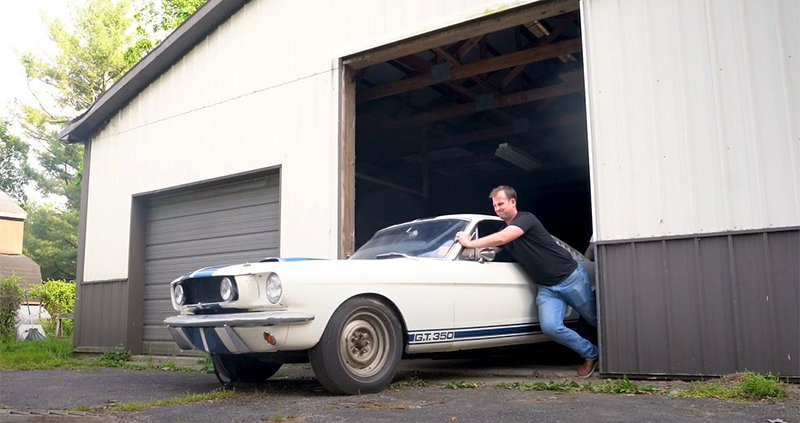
[16,0,206,281]
[0,119,31,204]
[23,203,79,281]
[127,0,208,66]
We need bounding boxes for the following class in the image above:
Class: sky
[0,0,72,204]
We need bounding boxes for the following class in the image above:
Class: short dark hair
[489,185,517,200]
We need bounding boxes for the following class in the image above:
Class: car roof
[379,214,501,231]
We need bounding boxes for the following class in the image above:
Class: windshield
[350,219,469,260]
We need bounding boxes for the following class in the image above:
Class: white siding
[83,0,544,281]
[583,0,799,241]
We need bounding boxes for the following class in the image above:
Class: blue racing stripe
[190,265,228,278]
[183,327,205,350]
[202,328,229,353]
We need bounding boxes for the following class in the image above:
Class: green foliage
[442,380,483,389]
[106,388,233,411]
[127,0,208,66]
[0,338,85,369]
[740,372,788,399]
[94,349,132,367]
[198,354,215,373]
[678,372,788,400]
[23,204,79,281]
[497,380,580,392]
[582,375,660,394]
[389,376,429,389]
[0,276,24,342]
[497,376,659,395]
[21,0,134,113]
[0,119,31,204]
[25,280,74,338]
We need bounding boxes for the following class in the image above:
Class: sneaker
[578,359,598,378]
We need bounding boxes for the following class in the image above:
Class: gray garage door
[142,174,280,355]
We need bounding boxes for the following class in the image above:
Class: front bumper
[164,311,314,354]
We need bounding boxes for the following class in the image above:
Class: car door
[451,219,549,351]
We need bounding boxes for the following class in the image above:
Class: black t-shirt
[502,212,577,286]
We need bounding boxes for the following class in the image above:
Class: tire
[309,297,403,395]
[211,354,282,384]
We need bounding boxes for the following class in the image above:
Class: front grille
[180,276,238,304]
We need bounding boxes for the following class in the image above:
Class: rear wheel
[309,297,403,395]
[211,354,282,385]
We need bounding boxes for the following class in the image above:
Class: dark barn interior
[353,10,592,252]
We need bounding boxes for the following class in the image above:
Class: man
[454,185,599,378]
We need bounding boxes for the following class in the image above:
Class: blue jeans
[536,264,598,360]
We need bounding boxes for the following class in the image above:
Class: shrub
[0,275,24,342]
[28,280,76,337]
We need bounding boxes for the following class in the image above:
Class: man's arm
[455,225,524,249]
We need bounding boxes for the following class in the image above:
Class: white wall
[83,0,544,282]
[584,0,799,241]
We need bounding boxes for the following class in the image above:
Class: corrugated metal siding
[73,280,128,349]
[583,0,800,241]
[142,174,280,355]
[598,229,800,377]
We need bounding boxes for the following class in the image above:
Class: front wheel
[309,297,403,395]
[211,354,282,385]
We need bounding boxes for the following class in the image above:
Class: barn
[61,0,799,378]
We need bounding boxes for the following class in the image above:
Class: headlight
[266,273,282,304]
[173,284,185,306]
[220,277,237,302]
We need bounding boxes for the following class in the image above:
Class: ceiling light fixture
[494,142,543,171]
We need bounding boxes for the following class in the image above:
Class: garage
[339,4,592,254]
[141,172,280,355]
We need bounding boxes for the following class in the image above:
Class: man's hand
[454,231,472,247]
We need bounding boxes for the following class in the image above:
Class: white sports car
[164,214,594,394]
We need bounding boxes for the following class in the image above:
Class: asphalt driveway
[1,356,798,423]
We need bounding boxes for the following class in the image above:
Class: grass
[105,388,234,412]
[677,371,788,400]
[0,338,86,370]
[498,376,659,395]
[442,380,483,389]
[389,376,429,389]
[0,339,206,372]
[263,415,297,422]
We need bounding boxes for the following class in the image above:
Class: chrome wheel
[339,310,389,378]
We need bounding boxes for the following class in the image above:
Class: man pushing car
[454,185,599,378]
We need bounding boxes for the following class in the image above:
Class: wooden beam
[340,65,356,258]
[343,0,579,69]
[456,36,483,59]
[367,80,583,129]
[501,16,576,89]
[358,38,582,102]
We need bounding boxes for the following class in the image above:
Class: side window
[456,220,508,261]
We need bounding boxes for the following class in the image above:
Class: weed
[108,388,234,411]
[265,414,296,422]
[584,375,659,394]
[93,350,131,367]
[198,355,215,373]
[497,380,579,392]
[70,405,92,412]
[389,376,428,389]
[442,380,483,389]
[739,372,788,400]
[678,372,788,400]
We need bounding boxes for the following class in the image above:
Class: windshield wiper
[375,252,416,260]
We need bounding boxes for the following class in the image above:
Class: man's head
[489,185,518,223]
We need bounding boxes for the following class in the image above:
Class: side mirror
[479,248,496,263]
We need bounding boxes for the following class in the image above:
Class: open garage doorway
[340,0,591,256]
